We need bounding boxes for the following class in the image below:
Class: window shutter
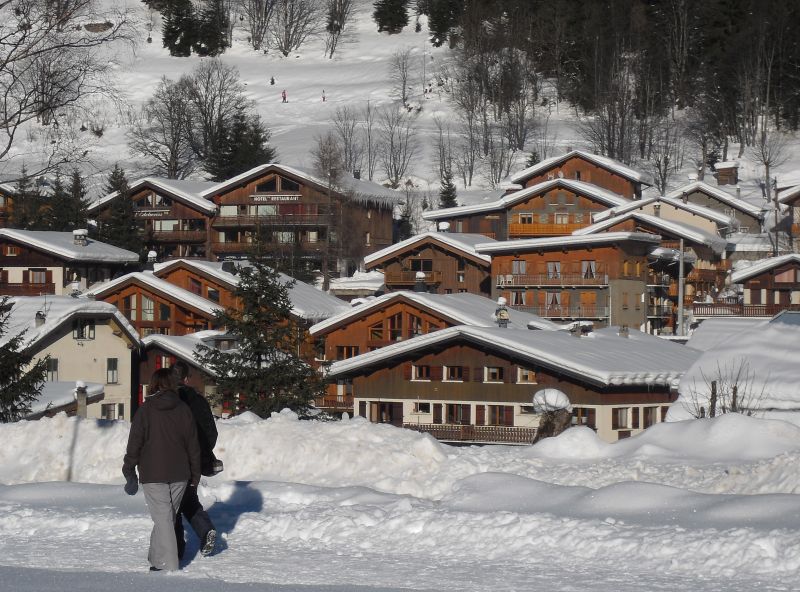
[504,406,514,426]
[632,407,640,429]
[660,406,670,421]
[473,367,482,382]
[155,355,162,369]
[403,364,412,380]
[23,270,29,283]
[587,408,596,428]
[462,366,470,381]
[430,365,443,381]
[0,270,6,283]
[433,404,442,424]
[504,365,513,383]
[358,401,367,418]
[612,409,619,430]
[462,404,471,425]
[475,405,485,425]
[45,270,53,284]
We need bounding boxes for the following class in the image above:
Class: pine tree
[195,236,324,418]
[41,173,67,230]
[373,0,409,34]
[99,165,143,257]
[162,0,197,57]
[9,166,44,230]
[66,169,91,230]
[194,0,229,57]
[438,170,458,208]
[205,111,277,181]
[0,298,48,422]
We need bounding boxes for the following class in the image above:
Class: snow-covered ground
[1,411,799,591]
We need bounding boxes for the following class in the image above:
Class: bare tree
[128,78,197,179]
[0,0,131,176]
[378,107,418,189]
[649,119,684,195]
[683,100,722,181]
[753,130,789,255]
[331,105,363,174]
[432,115,454,181]
[324,0,353,58]
[311,131,344,290]
[240,0,278,51]
[390,48,414,106]
[361,101,379,181]
[530,112,557,163]
[269,0,323,57]
[483,124,517,189]
[681,359,767,419]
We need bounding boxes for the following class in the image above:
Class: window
[512,259,526,275]
[153,219,179,231]
[369,322,383,340]
[643,406,659,428]
[485,366,504,382]
[30,268,47,284]
[409,315,423,336]
[518,213,534,224]
[219,205,238,217]
[107,358,119,384]
[412,365,431,380]
[72,319,95,340]
[188,278,202,295]
[207,287,220,302]
[444,366,463,381]
[307,231,319,243]
[520,405,536,414]
[572,407,596,428]
[612,407,630,430]
[159,303,171,322]
[547,261,561,278]
[413,402,431,413]
[141,296,154,321]
[335,345,359,360]
[575,171,581,181]
[511,291,525,306]
[457,272,465,283]
[388,313,403,341]
[249,204,277,216]
[280,177,300,191]
[121,295,137,322]
[456,221,464,232]
[255,178,277,192]
[46,358,58,381]
[409,259,433,272]
[335,379,353,400]
[622,292,629,310]
[276,231,294,243]
[546,291,561,307]
[554,212,569,224]
[364,232,371,246]
[4,245,19,256]
[517,368,537,383]
[581,260,597,279]
[488,405,513,426]
[101,404,117,420]
[446,404,471,424]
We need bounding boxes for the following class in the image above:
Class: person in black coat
[172,361,219,557]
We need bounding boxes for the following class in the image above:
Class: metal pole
[677,238,685,336]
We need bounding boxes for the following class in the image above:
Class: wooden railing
[691,303,800,317]
[404,423,537,445]
[0,282,56,296]
[213,214,327,228]
[385,270,443,285]
[314,395,354,410]
[508,222,587,236]
[510,305,610,319]
[149,230,206,242]
[686,268,720,282]
[497,273,609,287]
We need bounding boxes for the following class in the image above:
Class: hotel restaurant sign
[251,194,302,202]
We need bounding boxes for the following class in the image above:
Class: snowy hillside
[1,411,799,591]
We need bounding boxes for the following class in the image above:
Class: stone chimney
[35,310,46,327]
[618,324,629,338]
[413,271,427,292]
[72,229,88,246]
[736,185,741,199]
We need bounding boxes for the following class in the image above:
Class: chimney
[72,229,88,246]
[35,310,46,327]
[437,221,450,233]
[618,324,629,338]
[75,381,88,419]
[143,250,158,271]
[413,271,427,292]
[495,297,510,328]
[653,203,661,217]
[681,191,688,204]
[736,185,741,199]
[353,169,361,180]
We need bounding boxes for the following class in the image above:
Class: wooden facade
[668,183,761,234]
[0,184,12,228]
[154,262,239,310]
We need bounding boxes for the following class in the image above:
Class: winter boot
[201,529,216,556]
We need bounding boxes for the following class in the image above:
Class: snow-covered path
[1,412,799,591]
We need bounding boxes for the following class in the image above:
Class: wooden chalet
[665,182,763,235]
[0,229,139,297]
[712,161,739,186]
[475,232,660,329]
[421,178,630,241]
[87,164,400,277]
[0,183,13,228]
[363,231,495,298]
[778,184,800,252]
[86,272,222,337]
[326,324,694,444]
[509,150,650,199]
[693,254,800,318]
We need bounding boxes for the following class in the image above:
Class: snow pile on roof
[89,177,218,214]
[0,295,139,349]
[670,312,800,420]
[328,270,385,292]
[27,381,105,418]
[363,231,495,265]
[0,229,139,262]
[532,388,572,412]
[509,150,648,184]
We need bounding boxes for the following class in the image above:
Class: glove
[124,475,138,496]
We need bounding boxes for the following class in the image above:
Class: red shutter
[45,270,53,284]
[473,367,483,382]
[23,270,29,283]
[430,365,443,381]
[155,355,162,369]
[403,364,412,380]
[587,408,596,429]
[475,405,485,426]
[632,407,640,429]
[462,366,470,381]
[433,404,442,424]
[504,406,514,426]
[504,365,514,383]
[462,404,471,425]
[612,408,619,430]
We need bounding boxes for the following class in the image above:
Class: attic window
[4,245,19,256]
[256,177,277,192]
[280,177,300,191]
[72,319,95,340]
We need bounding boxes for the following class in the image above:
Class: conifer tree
[43,170,89,231]
[195,235,324,418]
[99,165,143,257]
[373,0,409,34]
[438,169,458,208]
[194,0,229,57]
[205,111,277,181]
[162,0,197,57]
[9,166,43,230]
[0,298,48,422]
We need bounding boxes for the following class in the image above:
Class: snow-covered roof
[0,295,140,350]
[328,270,385,292]
[686,317,766,352]
[363,232,495,266]
[474,231,661,254]
[592,195,735,226]
[154,258,239,288]
[421,178,630,221]
[0,182,15,195]
[86,272,223,317]
[730,254,800,284]
[142,331,227,375]
[775,169,800,191]
[725,233,775,253]
[0,229,139,263]
[310,291,560,336]
[574,212,728,254]
[88,177,218,214]
[714,161,738,170]
[509,150,649,185]
[666,181,763,218]
[777,183,800,205]
[27,381,105,418]
[327,324,695,387]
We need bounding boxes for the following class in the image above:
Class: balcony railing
[647,305,673,317]
[510,305,610,319]
[314,395,354,410]
[212,214,326,228]
[149,230,207,242]
[385,270,443,285]
[691,303,800,317]
[508,222,587,236]
[497,273,609,287]
[686,268,720,282]
[0,282,56,296]
[404,423,537,445]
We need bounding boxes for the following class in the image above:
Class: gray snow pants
[142,481,187,571]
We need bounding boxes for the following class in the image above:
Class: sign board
[251,194,302,202]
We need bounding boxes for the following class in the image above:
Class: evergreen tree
[526,151,540,167]
[373,0,409,34]
[195,236,324,417]
[41,173,67,230]
[66,169,91,230]
[425,0,463,47]
[438,170,457,208]
[162,0,197,57]
[9,166,44,230]
[99,165,143,257]
[41,171,88,231]
[0,298,48,422]
[205,111,277,181]
[194,0,229,57]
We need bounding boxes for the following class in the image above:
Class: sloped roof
[592,195,735,226]
[474,231,661,254]
[730,254,800,284]
[421,178,630,221]
[86,272,223,317]
[574,212,728,254]
[327,324,695,387]
[310,291,561,336]
[88,177,218,214]
[363,232,495,267]
[0,229,139,263]
[510,150,649,185]
[666,181,764,218]
[777,183,800,205]
[142,330,227,376]
[0,295,140,350]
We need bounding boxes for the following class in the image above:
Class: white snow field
[1,410,799,591]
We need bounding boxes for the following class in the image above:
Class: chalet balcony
[149,230,207,243]
[404,423,537,445]
[385,270,443,285]
[508,222,587,237]
[647,304,673,317]
[497,273,609,287]
[0,282,56,296]
[510,305,610,319]
[686,268,720,283]
[691,303,800,317]
[212,214,326,228]
[211,241,254,253]
[314,394,354,411]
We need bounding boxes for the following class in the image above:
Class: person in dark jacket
[172,361,218,558]
[122,368,201,572]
